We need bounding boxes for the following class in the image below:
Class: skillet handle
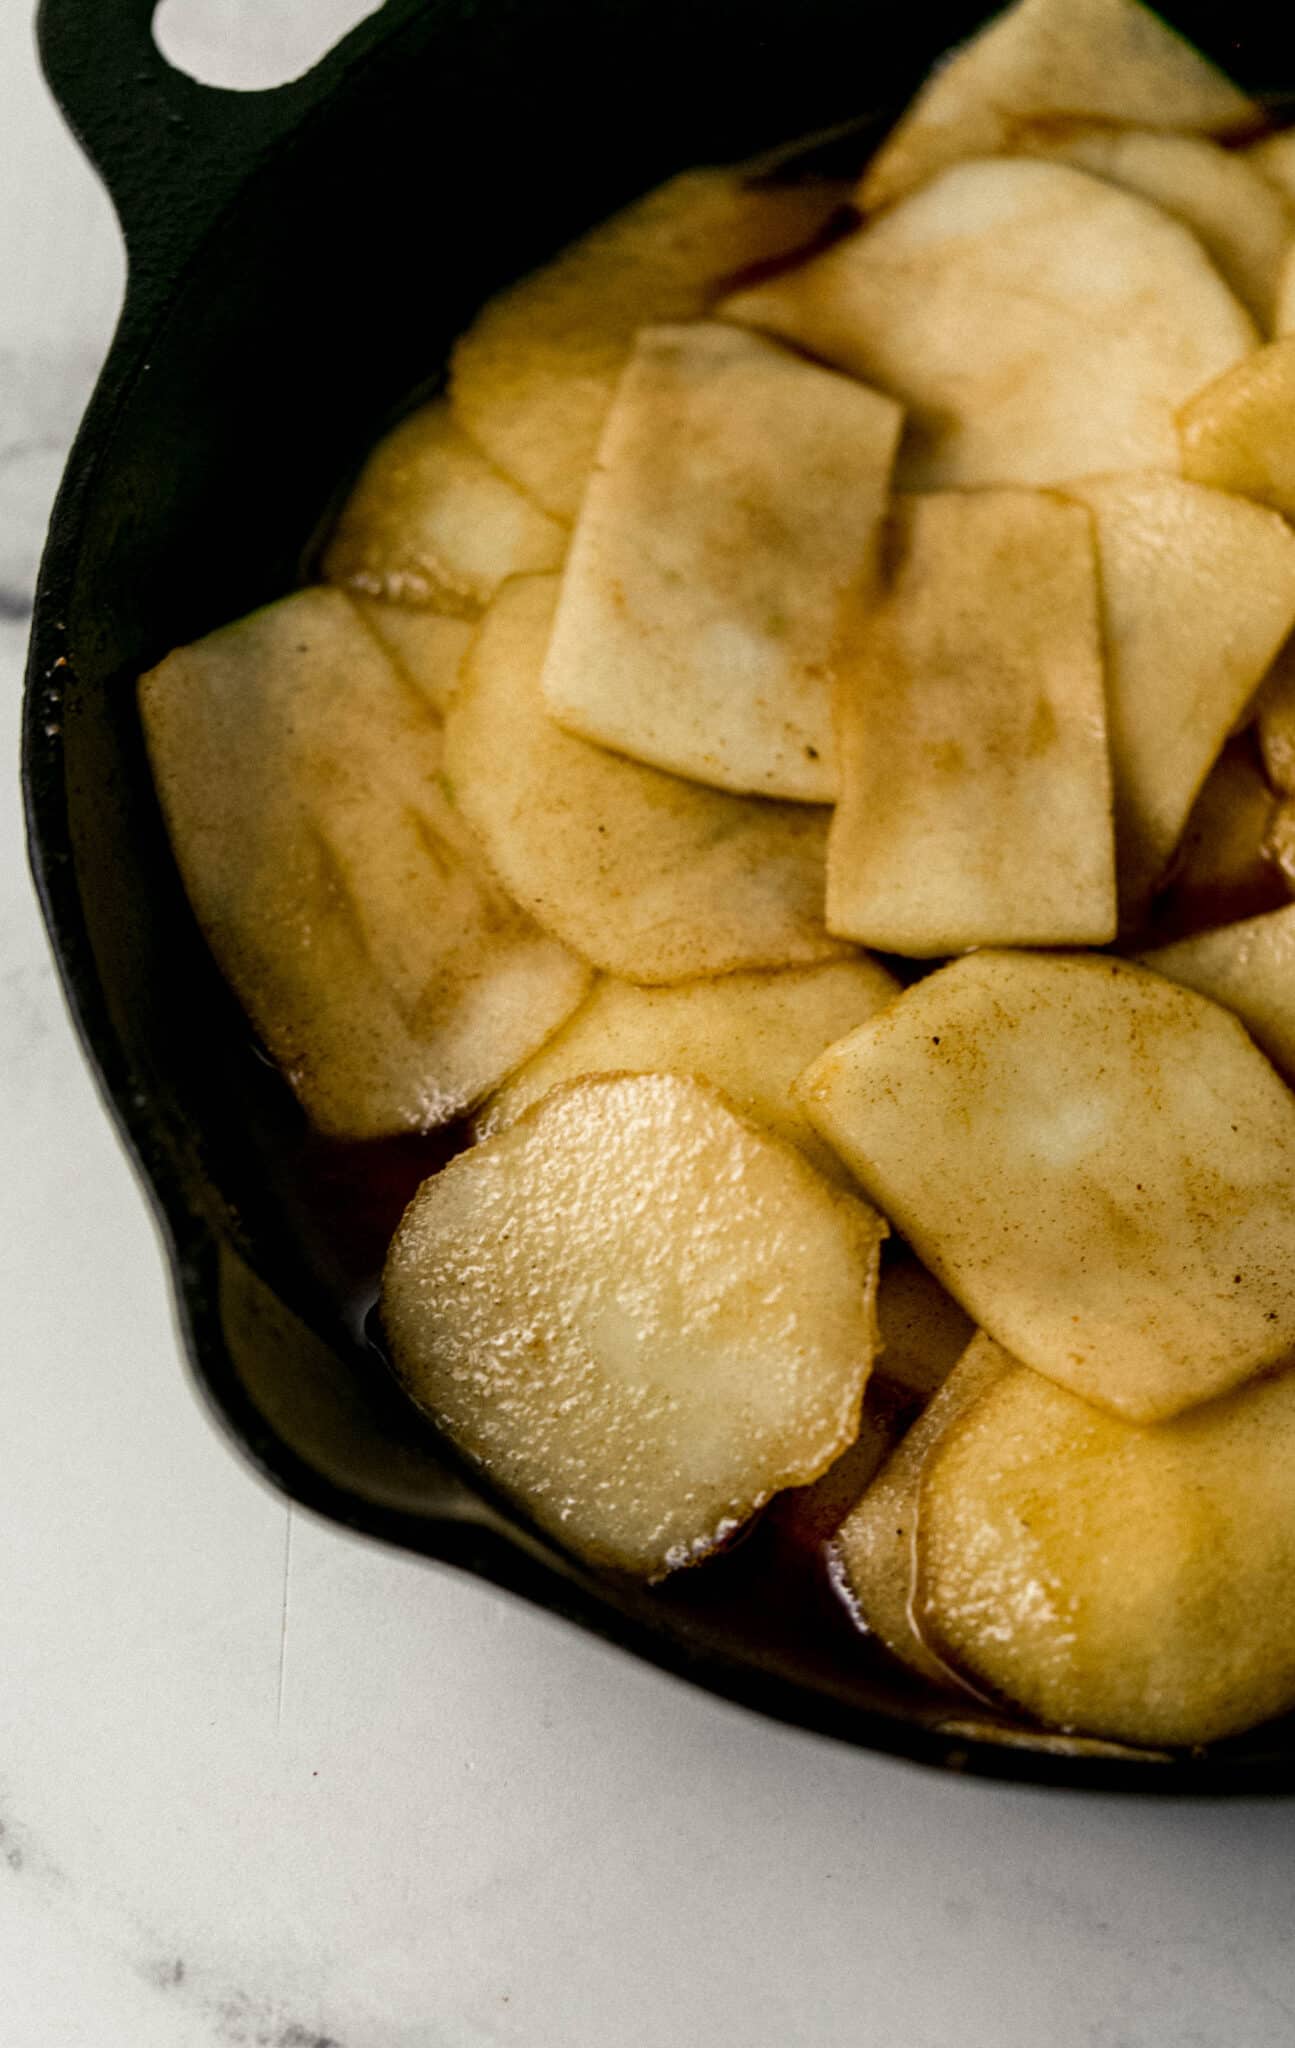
[36,0,421,302]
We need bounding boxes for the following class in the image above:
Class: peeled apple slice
[1062,475,1295,915]
[723,157,1257,491]
[797,951,1295,1423]
[767,1400,905,1555]
[1245,131,1295,207]
[772,1260,976,1553]
[1006,124,1293,331]
[1256,174,1295,328]
[831,1335,1010,1685]
[382,1072,888,1577]
[473,956,899,1180]
[1147,740,1284,943]
[1259,641,1295,794]
[1276,248,1295,339]
[322,401,566,612]
[874,1250,976,1402]
[826,490,1116,954]
[918,1359,1295,1748]
[1141,906,1295,1082]
[139,589,590,1138]
[443,575,844,983]
[351,599,475,716]
[1269,803,1295,895]
[540,323,901,801]
[1179,335,1295,518]
[857,0,1257,212]
[450,170,851,521]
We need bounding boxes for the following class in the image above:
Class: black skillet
[24,0,1295,1791]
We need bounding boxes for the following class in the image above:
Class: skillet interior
[24,0,1295,1789]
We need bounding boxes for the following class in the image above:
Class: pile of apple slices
[140,0,1295,1747]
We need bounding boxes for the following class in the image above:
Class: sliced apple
[875,1248,976,1402]
[1140,904,1295,1083]
[1179,334,1295,518]
[443,575,844,983]
[1267,802,1295,895]
[725,158,1256,491]
[1245,130,1295,207]
[856,0,1257,212]
[322,400,566,613]
[1006,124,1293,330]
[382,1072,887,1577]
[540,323,902,801]
[826,490,1115,954]
[1145,739,1284,943]
[450,171,851,521]
[138,589,591,1138]
[831,1334,1011,1684]
[1257,639,1295,794]
[766,1398,907,1556]
[745,1252,977,1557]
[473,956,899,1181]
[351,598,475,716]
[798,950,1295,1423]
[1063,475,1295,914]
[918,1358,1295,1748]
[1277,245,1295,337]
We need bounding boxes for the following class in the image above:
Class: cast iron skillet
[24,0,1295,1792]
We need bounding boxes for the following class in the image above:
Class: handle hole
[153,0,384,90]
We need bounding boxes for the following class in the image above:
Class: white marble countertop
[3,5,1295,2044]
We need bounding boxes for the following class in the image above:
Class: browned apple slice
[918,1358,1295,1747]
[798,950,1295,1422]
[1179,335,1295,517]
[1006,124,1293,330]
[382,1073,887,1577]
[764,1375,925,1555]
[1145,739,1285,943]
[322,400,565,612]
[139,588,591,1138]
[874,1248,976,1402]
[351,598,475,716]
[450,170,852,521]
[1274,245,1295,337]
[856,0,1257,212]
[763,1255,976,1555]
[1245,130,1295,207]
[442,575,845,983]
[540,323,902,801]
[826,490,1115,954]
[1268,803,1295,894]
[1062,475,1295,914]
[474,956,899,1180]
[1140,904,1295,1081]
[725,159,1255,491]
[1257,638,1295,793]
[831,1335,1011,1683]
